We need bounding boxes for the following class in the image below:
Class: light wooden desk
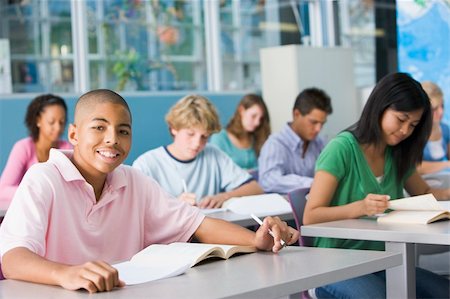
[0,246,401,299]
[301,218,450,299]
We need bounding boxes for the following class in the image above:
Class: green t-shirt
[314,131,412,251]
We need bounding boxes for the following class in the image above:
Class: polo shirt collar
[48,149,127,191]
[283,122,304,151]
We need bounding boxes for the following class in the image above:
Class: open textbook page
[114,242,256,285]
[378,194,450,224]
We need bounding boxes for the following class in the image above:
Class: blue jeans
[315,267,449,299]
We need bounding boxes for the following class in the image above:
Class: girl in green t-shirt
[304,72,449,298]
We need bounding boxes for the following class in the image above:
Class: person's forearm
[194,217,255,246]
[430,188,450,201]
[417,161,450,175]
[2,247,67,286]
[222,180,263,200]
[303,201,364,224]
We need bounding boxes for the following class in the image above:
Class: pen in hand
[250,213,286,247]
[181,179,188,193]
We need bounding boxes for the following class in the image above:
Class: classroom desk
[207,210,294,227]
[301,218,450,299]
[0,246,401,299]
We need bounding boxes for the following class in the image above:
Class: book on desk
[113,242,256,285]
[377,194,450,224]
[201,193,292,216]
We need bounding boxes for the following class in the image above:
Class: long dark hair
[227,94,270,156]
[349,72,432,181]
[25,94,67,141]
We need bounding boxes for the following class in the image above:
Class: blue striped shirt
[258,123,325,193]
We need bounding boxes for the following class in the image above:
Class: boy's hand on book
[254,216,299,253]
[178,192,197,206]
[57,261,125,293]
[361,194,390,216]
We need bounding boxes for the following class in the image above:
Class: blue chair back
[248,169,258,181]
[287,187,313,246]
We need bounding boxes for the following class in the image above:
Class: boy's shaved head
[74,89,131,124]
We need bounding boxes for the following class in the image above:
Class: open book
[377,194,450,224]
[201,193,292,216]
[113,242,256,285]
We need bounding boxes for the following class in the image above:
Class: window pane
[8,20,41,55]
[11,60,41,92]
[337,1,376,87]
[0,0,74,93]
[219,0,289,90]
[48,0,71,17]
[86,0,205,91]
[50,21,73,56]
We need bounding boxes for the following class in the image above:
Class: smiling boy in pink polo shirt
[0,89,299,293]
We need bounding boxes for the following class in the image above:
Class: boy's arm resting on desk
[198,180,263,209]
[1,247,124,293]
[194,217,299,253]
[405,171,450,201]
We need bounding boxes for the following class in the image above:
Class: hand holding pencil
[251,214,299,252]
[178,179,197,206]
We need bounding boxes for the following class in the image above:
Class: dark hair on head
[76,89,131,122]
[349,72,432,181]
[25,94,67,141]
[293,88,333,115]
[227,94,271,155]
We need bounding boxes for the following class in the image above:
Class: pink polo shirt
[0,149,205,265]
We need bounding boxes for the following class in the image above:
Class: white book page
[389,194,444,211]
[377,211,443,224]
[114,260,190,285]
[439,201,450,211]
[131,243,221,267]
[222,193,291,216]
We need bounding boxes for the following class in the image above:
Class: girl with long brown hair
[210,94,270,170]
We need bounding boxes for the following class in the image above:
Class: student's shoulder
[58,139,72,149]
[321,132,356,154]
[203,143,230,158]
[22,159,64,185]
[441,122,450,140]
[266,130,288,145]
[133,146,166,164]
[10,137,33,153]
[210,129,227,142]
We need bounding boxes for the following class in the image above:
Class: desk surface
[0,247,401,299]
[301,218,450,245]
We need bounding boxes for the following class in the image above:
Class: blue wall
[0,92,243,172]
